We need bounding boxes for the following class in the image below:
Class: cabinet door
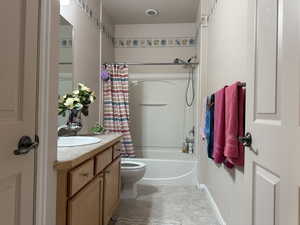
[99,175,104,225]
[68,176,103,225]
[103,158,121,225]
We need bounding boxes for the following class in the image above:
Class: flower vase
[66,109,83,135]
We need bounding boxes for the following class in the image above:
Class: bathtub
[123,149,198,186]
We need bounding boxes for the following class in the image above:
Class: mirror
[58,15,74,126]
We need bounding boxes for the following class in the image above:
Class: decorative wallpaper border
[72,0,115,44]
[114,37,196,48]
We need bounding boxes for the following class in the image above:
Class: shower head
[174,56,197,65]
[174,58,188,65]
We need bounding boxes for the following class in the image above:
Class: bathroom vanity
[55,133,123,225]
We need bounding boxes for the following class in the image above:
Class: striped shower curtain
[103,64,135,157]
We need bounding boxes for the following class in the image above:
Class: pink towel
[224,82,245,167]
[213,88,226,163]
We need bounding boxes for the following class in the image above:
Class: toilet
[120,160,146,199]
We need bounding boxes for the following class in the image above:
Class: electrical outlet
[200,15,208,27]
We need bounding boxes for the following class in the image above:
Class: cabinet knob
[80,172,90,177]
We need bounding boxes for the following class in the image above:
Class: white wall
[100,7,115,63]
[60,0,100,131]
[58,24,73,126]
[194,2,208,186]
[99,2,115,122]
[197,1,249,225]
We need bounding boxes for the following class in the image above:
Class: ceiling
[103,0,200,24]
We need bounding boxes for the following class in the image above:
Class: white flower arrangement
[58,83,96,117]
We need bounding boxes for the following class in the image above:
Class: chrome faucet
[57,123,82,137]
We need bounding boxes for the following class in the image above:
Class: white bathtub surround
[112,185,220,225]
[124,158,198,186]
[114,217,181,225]
[129,76,195,153]
[133,148,196,160]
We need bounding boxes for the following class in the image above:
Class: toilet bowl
[121,160,146,199]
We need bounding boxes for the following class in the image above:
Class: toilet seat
[121,161,146,170]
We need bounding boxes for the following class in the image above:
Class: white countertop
[57,133,123,163]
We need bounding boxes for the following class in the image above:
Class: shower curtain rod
[103,62,199,66]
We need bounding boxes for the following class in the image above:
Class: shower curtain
[103,64,135,157]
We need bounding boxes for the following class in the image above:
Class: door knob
[238,132,252,147]
[14,135,39,155]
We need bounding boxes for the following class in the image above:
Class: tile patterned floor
[112,185,220,225]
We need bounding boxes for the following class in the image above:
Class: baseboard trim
[197,183,227,225]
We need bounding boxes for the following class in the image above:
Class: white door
[0,1,40,225]
[246,0,300,224]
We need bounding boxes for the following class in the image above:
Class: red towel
[224,82,245,167]
[213,88,226,163]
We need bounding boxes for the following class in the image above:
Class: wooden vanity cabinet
[55,137,122,225]
[68,159,94,197]
[113,142,122,159]
[68,175,103,225]
[103,158,121,225]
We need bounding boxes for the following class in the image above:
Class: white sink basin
[58,136,102,147]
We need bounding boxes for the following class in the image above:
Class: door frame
[35,0,59,225]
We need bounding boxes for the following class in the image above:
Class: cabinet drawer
[96,148,113,174]
[69,159,94,197]
[113,142,122,159]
